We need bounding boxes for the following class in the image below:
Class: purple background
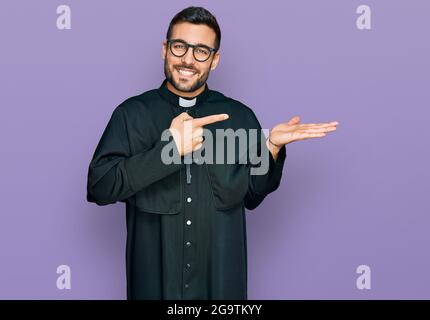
[0,0,429,299]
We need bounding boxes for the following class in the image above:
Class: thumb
[179,112,193,122]
[287,116,300,125]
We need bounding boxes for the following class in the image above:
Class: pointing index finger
[193,114,229,127]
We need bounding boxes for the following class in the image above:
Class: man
[86,6,338,300]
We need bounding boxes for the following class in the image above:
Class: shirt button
[186,263,191,268]
[185,241,191,247]
[186,197,192,203]
[186,220,192,226]
[185,284,189,288]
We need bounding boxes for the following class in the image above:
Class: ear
[210,51,220,71]
[162,40,167,60]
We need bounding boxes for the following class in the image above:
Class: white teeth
[178,68,195,76]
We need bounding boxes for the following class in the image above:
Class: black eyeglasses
[167,39,217,62]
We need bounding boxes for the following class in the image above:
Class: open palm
[269,116,338,147]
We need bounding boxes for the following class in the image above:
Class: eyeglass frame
[166,38,218,62]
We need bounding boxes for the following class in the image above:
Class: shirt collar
[157,78,210,108]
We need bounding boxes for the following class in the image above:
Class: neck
[166,80,205,98]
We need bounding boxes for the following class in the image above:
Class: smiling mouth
[176,67,198,78]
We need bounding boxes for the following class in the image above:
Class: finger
[183,115,194,122]
[192,143,203,151]
[179,112,194,121]
[296,132,327,140]
[273,121,298,131]
[192,113,229,127]
[192,127,204,138]
[317,121,339,127]
[298,126,337,133]
[286,116,301,125]
[193,136,204,143]
[313,121,339,126]
[299,122,338,129]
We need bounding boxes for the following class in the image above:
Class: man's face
[163,22,220,93]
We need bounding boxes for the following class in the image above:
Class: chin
[175,78,198,92]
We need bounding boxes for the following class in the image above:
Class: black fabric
[86,79,287,300]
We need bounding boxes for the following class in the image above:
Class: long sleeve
[244,110,287,210]
[86,104,183,206]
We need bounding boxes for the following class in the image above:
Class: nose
[181,46,196,65]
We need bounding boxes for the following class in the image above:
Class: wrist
[266,137,282,161]
[267,137,282,150]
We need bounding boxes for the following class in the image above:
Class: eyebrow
[173,38,212,48]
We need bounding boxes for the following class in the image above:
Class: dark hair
[166,6,221,51]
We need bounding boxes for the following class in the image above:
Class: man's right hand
[168,112,229,156]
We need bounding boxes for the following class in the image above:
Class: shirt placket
[182,107,195,298]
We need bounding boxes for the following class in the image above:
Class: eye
[174,44,185,49]
[196,48,209,55]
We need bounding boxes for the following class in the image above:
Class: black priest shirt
[86,79,287,300]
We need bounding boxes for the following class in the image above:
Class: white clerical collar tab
[179,96,197,107]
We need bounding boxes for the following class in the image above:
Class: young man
[86,6,338,300]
